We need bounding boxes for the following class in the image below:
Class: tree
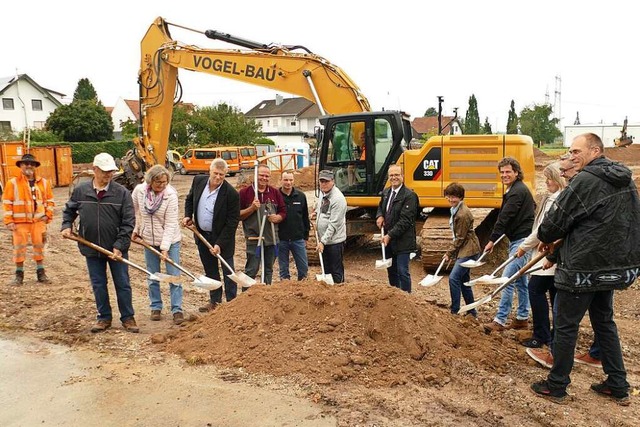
[424,107,437,117]
[46,100,113,142]
[464,94,480,134]
[170,104,195,147]
[120,119,138,141]
[519,104,562,147]
[189,103,261,147]
[506,100,518,134]
[73,78,99,102]
[482,117,493,135]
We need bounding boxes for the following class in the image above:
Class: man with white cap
[62,153,138,333]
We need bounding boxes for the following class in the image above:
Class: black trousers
[195,236,236,304]
[548,289,628,392]
[321,242,345,284]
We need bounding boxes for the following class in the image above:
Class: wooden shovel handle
[185,224,215,251]
[64,233,123,261]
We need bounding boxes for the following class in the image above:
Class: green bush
[33,140,134,164]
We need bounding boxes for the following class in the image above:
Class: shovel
[183,225,239,290]
[419,256,447,287]
[314,228,334,285]
[464,254,517,287]
[64,233,180,283]
[460,234,506,268]
[132,239,221,290]
[375,226,393,269]
[215,253,257,288]
[457,243,559,314]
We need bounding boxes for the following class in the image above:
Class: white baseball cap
[93,153,118,172]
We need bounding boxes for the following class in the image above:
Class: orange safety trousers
[12,221,47,263]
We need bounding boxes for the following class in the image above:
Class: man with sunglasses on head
[3,153,54,285]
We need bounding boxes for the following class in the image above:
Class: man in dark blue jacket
[278,171,310,281]
[61,153,138,333]
[531,133,638,406]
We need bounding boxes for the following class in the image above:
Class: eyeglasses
[559,166,574,173]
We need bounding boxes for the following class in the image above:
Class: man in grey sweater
[315,170,347,283]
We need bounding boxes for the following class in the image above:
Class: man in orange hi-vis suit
[2,153,54,285]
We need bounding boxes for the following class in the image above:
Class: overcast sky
[4,0,638,132]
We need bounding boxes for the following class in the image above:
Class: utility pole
[553,75,562,127]
[437,96,444,135]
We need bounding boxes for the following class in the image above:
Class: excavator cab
[318,111,412,196]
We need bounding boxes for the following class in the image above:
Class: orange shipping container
[54,145,73,186]
[29,146,57,187]
[0,141,26,193]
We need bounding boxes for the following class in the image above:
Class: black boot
[37,269,51,284]
[10,271,24,286]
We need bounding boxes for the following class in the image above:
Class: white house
[0,74,66,134]
[245,95,320,146]
[564,122,638,147]
[110,98,140,139]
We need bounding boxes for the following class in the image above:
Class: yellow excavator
[614,117,634,148]
[123,17,536,270]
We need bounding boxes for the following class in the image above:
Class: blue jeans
[449,255,477,316]
[144,242,183,314]
[86,254,135,322]
[195,238,236,304]
[548,289,628,392]
[494,238,530,325]
[278,239,308,280]
[386,252,411,293]
[528,274,556,345]
[246,243,276,285]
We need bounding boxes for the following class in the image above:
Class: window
[32,100,43,111]
[0,121,11,132]
[33,121,45,129]
[290,121,297,126]
[273,119,278,127]
[2,98,14,110]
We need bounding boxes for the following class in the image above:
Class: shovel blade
[419,274,442,287]
[192,275,223,290]
[227,272,257,287]
[460,260,486,268]
[464,274,494,286]
[316,274,334,285]
[458,295,492,314]
[476,276,509,286]
[375,259,392,269]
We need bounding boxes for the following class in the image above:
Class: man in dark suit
[375,164,419,293]
[183,158,240,312]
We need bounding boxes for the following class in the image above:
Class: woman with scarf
[132,165,184,325]
[443,183,482,317]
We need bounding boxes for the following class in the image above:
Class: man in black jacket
[531,133,638,406]
[483,157,535,333]
[376,165,418,293]
[278,171,310,281]
[183,159,240,312]
[62,153,138,333]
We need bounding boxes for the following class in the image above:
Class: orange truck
[180,147,241,175]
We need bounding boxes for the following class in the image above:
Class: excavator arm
[121,17,371,186]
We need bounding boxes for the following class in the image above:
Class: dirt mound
[533,147,555,163]
[165,281,520,387]
[606,144,640,164]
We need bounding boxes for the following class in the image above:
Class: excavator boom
[121,17,370,187]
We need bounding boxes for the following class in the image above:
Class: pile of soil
[606,144,640,164]
[268,166,318,191]
[165,281,520,387]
